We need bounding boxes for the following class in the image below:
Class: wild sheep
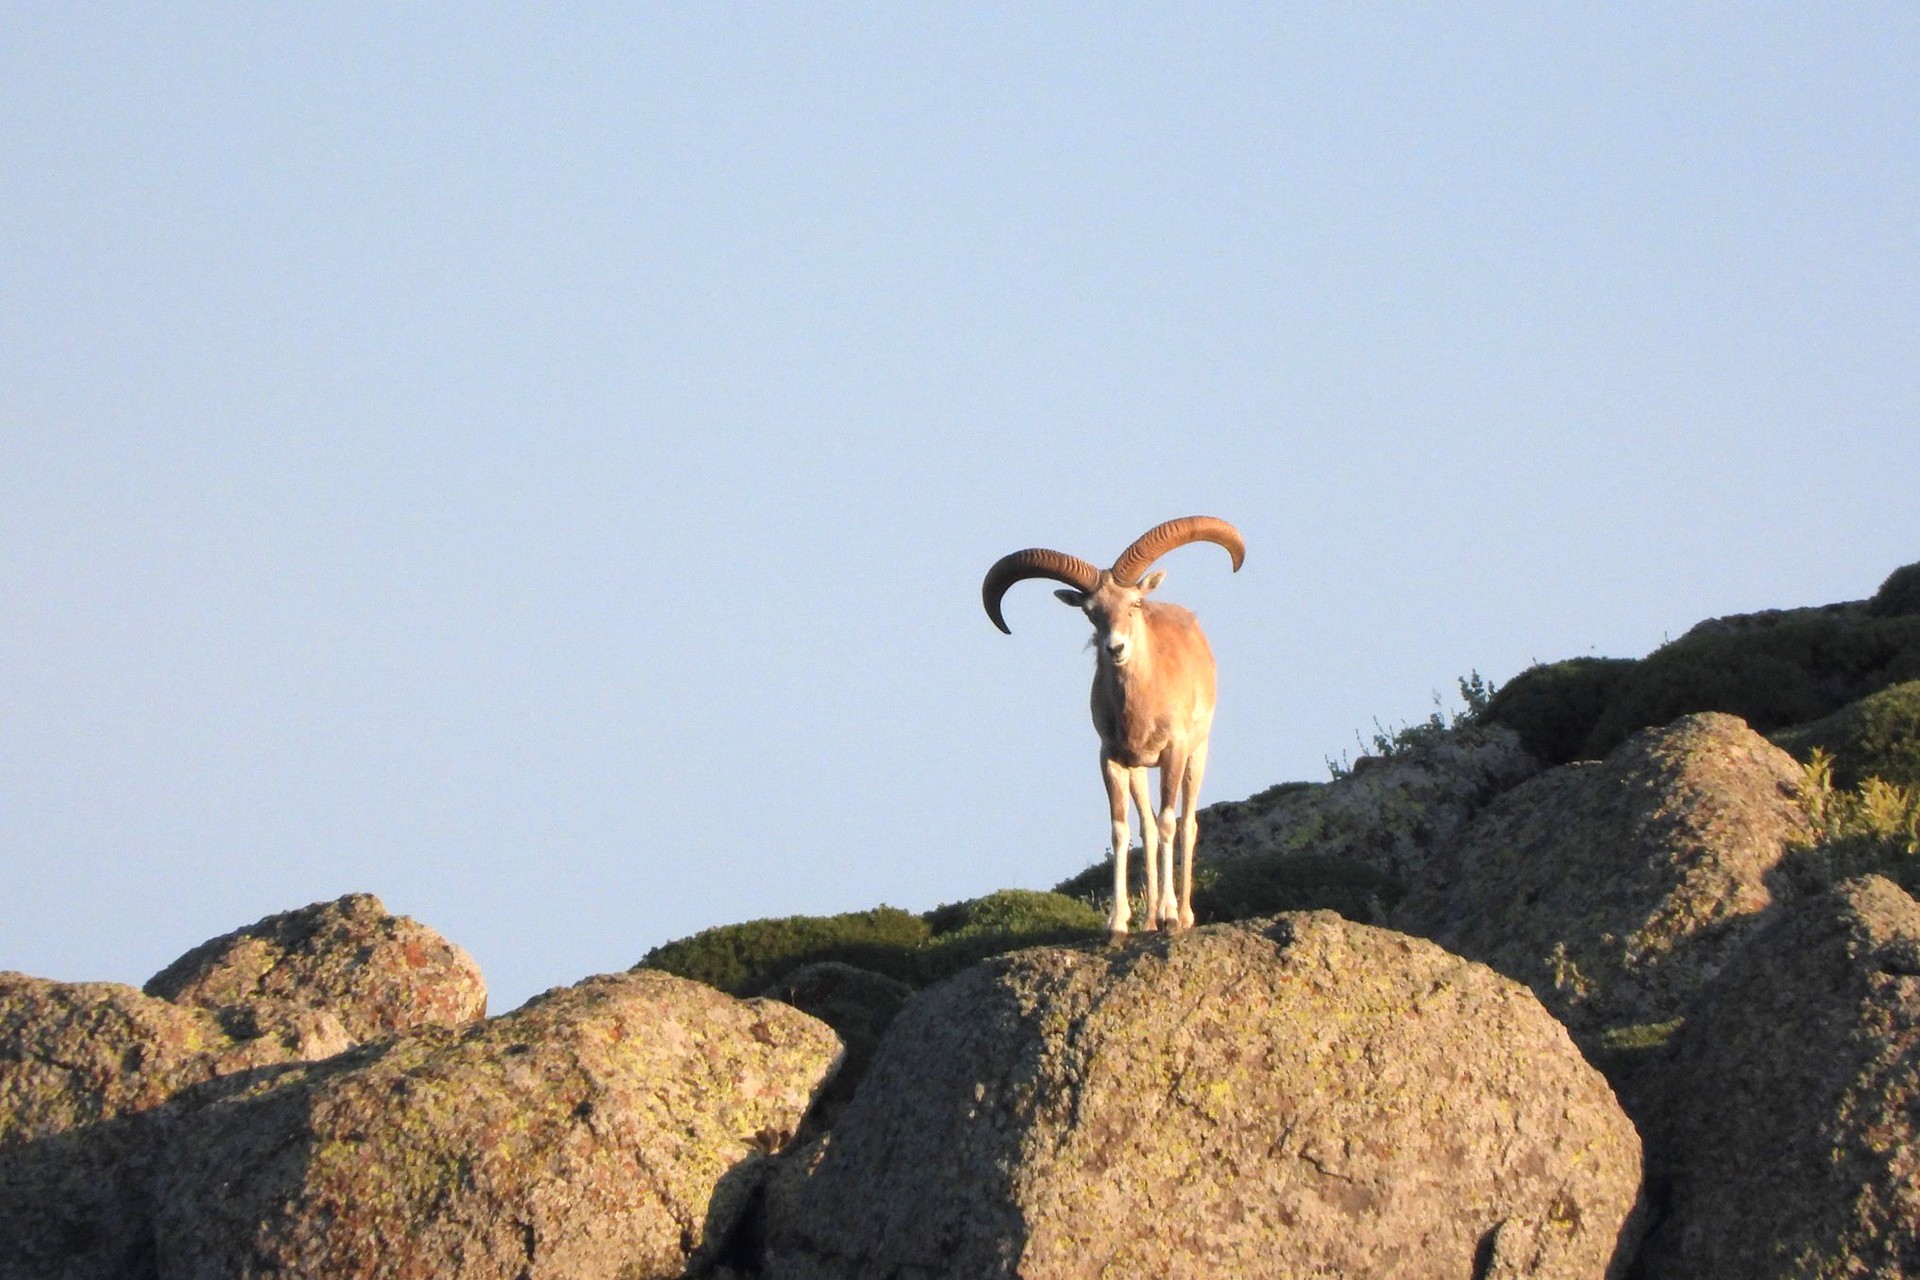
[982,516,1244,939]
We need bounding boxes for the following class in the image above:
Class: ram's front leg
[1102,755,1134,941]
[1128,768,1160,930]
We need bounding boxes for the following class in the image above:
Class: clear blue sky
[5,7,1916,1013]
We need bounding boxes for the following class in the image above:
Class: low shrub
[1869,561,1920,619]
[637,891,1106,998]
[1581,613,1920,760]
[1480,658,1637,765]
[1329,673,1497,778]
[1191,851,1402,925]
[1773,680,1920,790]
[916,889,1105,982]
[1055,847,1401,929]
[923,888,1104,940]
[1053,856,1140,907]
[634,907,930,996]
[1779,749,1920,897]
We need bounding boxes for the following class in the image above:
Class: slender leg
[1175,739,1210,929]
[1102,755,1132,939]
[1129,768,1159,929]
[1156,748,1188,928]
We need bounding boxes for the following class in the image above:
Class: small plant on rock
[1783,749,1920,895]
[1327,672,1498,779]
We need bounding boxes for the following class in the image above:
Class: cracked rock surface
[764,913,1643,1280]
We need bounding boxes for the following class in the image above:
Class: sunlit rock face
[1197,724,1540,882]
[152,970,842,1280]
[765,913,1644,1280]
[1394,712,1810,1040]
[144,891,489,1042]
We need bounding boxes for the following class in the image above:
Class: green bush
[1051,851,1156,908]
[1869,561,1920,619]
[924,888,1105,939]
[1773,680,1920,790]
[1191,852,1402,925]
[1329,673,1497,778]
[915,889,1105,982]
[1480,658,1637,765]
[634,907,930,996]
[1580,614,1920,760]
[637,891,1107,998]
[1051,850,1221,927]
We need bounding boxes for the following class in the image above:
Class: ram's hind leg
[1155,748,1189,929]
[1174,739,1210,930]
[1103,755,1133,941]
[1128,768,1160,930]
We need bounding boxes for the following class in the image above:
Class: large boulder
[153,970,841,1280]
[1393,713,1809,1039]
[1634,875,1920,1279]
[765,914,1643,1280]
[1197,725,1539,882]
[0,973,348,1147]
[145,893,487,1041]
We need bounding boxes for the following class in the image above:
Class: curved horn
[981,548,1102,634]
[1110,516,1246,586]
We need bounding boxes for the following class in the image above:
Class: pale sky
[5,6,1917,1012]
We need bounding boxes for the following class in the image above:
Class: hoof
[1106,930,1129,948]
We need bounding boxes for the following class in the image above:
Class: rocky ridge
[6,561,1920,1277]
[1393,712,1810,1038]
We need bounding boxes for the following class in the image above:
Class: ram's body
[1091,600,1216,769]
[982,517,1244,938]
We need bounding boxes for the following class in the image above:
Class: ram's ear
[1138,570,1166,594]
[1054,588,1089,609]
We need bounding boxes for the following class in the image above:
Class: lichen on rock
[144,892,487,1042]
[1195,724,1539,882]
[765,913,1643,1280]
[1393,712,1809,1041]
[1634,874,1920,1278]
[153,969,842,1280]
[0,972,349,1149]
